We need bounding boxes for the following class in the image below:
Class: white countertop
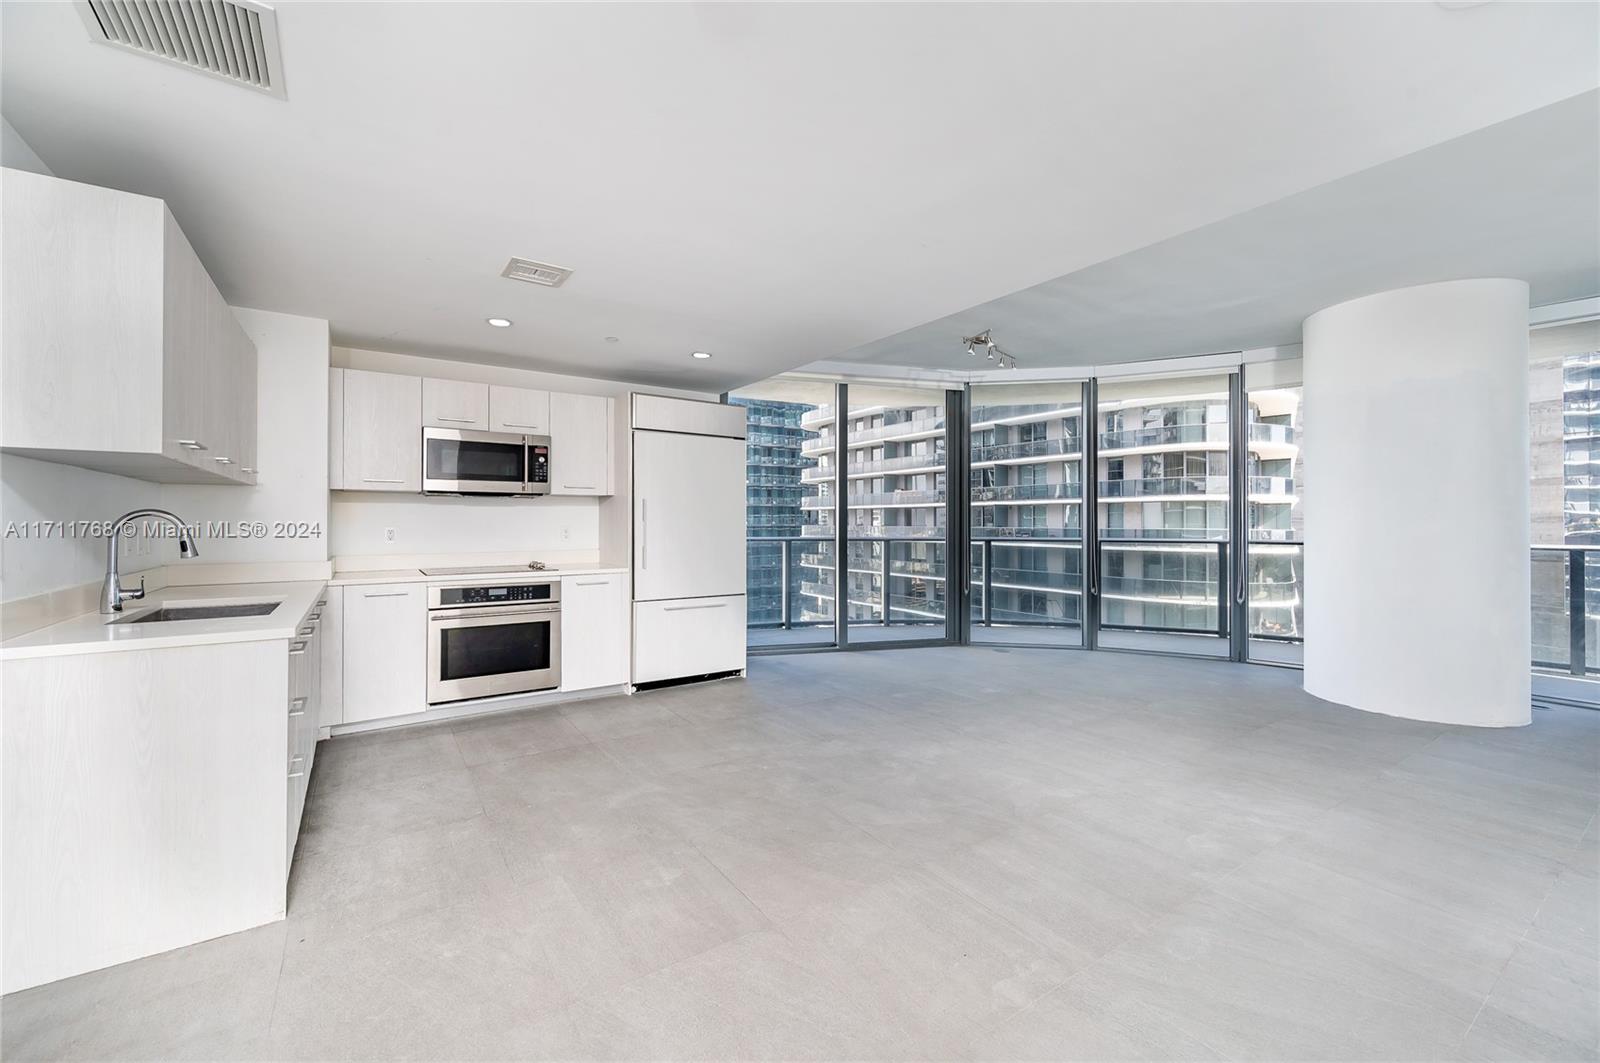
[327,563,628,587]
[1,580,328,661]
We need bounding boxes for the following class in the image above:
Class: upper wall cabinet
[0,168,258,485]
[329,369,613,496]
[549,392,615,496]
[422,378,489,430]
[488,385,550,435]
[334,368,421,492]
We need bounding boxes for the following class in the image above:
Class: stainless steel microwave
[422,428,550,496]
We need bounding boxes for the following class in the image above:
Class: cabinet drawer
[632,595,745,684]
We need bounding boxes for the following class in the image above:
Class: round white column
[1303,279,1531,727]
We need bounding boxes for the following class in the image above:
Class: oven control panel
[434,582,557,608]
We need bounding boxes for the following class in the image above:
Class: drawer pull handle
[435,416,477,423]
[289,641,307,654]
[564,484,596,490]
[316,599,327,607]
[575,579,611,586]
[288,697,308,717]
[288,756,305,779]
[362,478,406,484]
[663,602,727,612]
[299,626,315,636]
[500,421,540,428]
[363,591,409,598]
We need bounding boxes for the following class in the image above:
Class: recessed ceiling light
[604,336,619,343]
[691,351,713,360]
[486,318,512,328]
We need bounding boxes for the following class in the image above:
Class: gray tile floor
[5,647,1597,1061]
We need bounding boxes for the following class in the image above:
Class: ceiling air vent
[501,258,573,288]
[76,0,286,100]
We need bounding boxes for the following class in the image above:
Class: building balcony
[972,437,1081,464]
[1096,475,1295,499]
[971,482,1081,503]
[800,489,945,510]
[800,451,948,480]
[970,403,1082,428]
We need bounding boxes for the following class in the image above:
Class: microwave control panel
[529,445,549,485]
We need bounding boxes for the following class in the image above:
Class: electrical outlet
[384,527,396,543]
[561,526,570,541]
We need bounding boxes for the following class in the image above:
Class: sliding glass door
[734,366,1307,668]
[842,384,950,645]
[1093,372,1234,658]
[729,379,839,650]
[968,382,1086,646]
[1243,361,1305,665]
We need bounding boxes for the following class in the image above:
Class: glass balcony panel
[970,381,1086,647]
[1097,373,1232,657]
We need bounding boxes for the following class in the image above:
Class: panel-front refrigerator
[630,394,747,685]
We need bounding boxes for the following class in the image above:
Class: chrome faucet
[100,509,199,614]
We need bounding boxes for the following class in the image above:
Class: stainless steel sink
[109,602,281,624]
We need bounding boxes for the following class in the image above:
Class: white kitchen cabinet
[549,392,614,495]
[342,582,426,723]
[286,603,323,861]
[560,573,629,691]
[319,586,344,726]
[341,369,422,492]
[0,167,258,485]
[328,369,346,490]
[422,377,490,430]
[489,385,550,435]
[632,595,746,685]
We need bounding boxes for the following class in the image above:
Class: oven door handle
[430,605,561,623]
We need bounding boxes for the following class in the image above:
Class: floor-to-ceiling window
[1244,360,1305,665]
[1530,318,1600,695]
[843,384,950,644]
[1094,372,1233,657]
[733,364,1312,666]
[728,379,838,649]
[968,381,1085,646]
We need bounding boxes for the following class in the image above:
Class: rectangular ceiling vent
[76,0,286,100]
[501,257,573,288]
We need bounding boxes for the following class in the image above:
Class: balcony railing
[800,451,947,480]
[800,489,945,509]
[1100,475,1227,498]
[1097,423,1295,451]
[971,437,1081,463]
[1531,545,1600,679]
[972,482,1082,503]
[1097,475,1295,499]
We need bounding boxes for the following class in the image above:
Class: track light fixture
[960,329,1019,370]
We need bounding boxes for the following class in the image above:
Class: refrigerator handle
[640,498,647,569]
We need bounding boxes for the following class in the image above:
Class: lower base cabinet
[560,573,629,691]
[632,594,746,685]
[342,582,426,723]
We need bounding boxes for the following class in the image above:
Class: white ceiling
[2,2,1596,390]
[835,88,1600,373]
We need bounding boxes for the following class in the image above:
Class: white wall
[163,308,330,564]
[330,347,712,563]
[1303,278,1531,727]
[329,493,599,556]
[0,456,165,601]
[1,116,49,176]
